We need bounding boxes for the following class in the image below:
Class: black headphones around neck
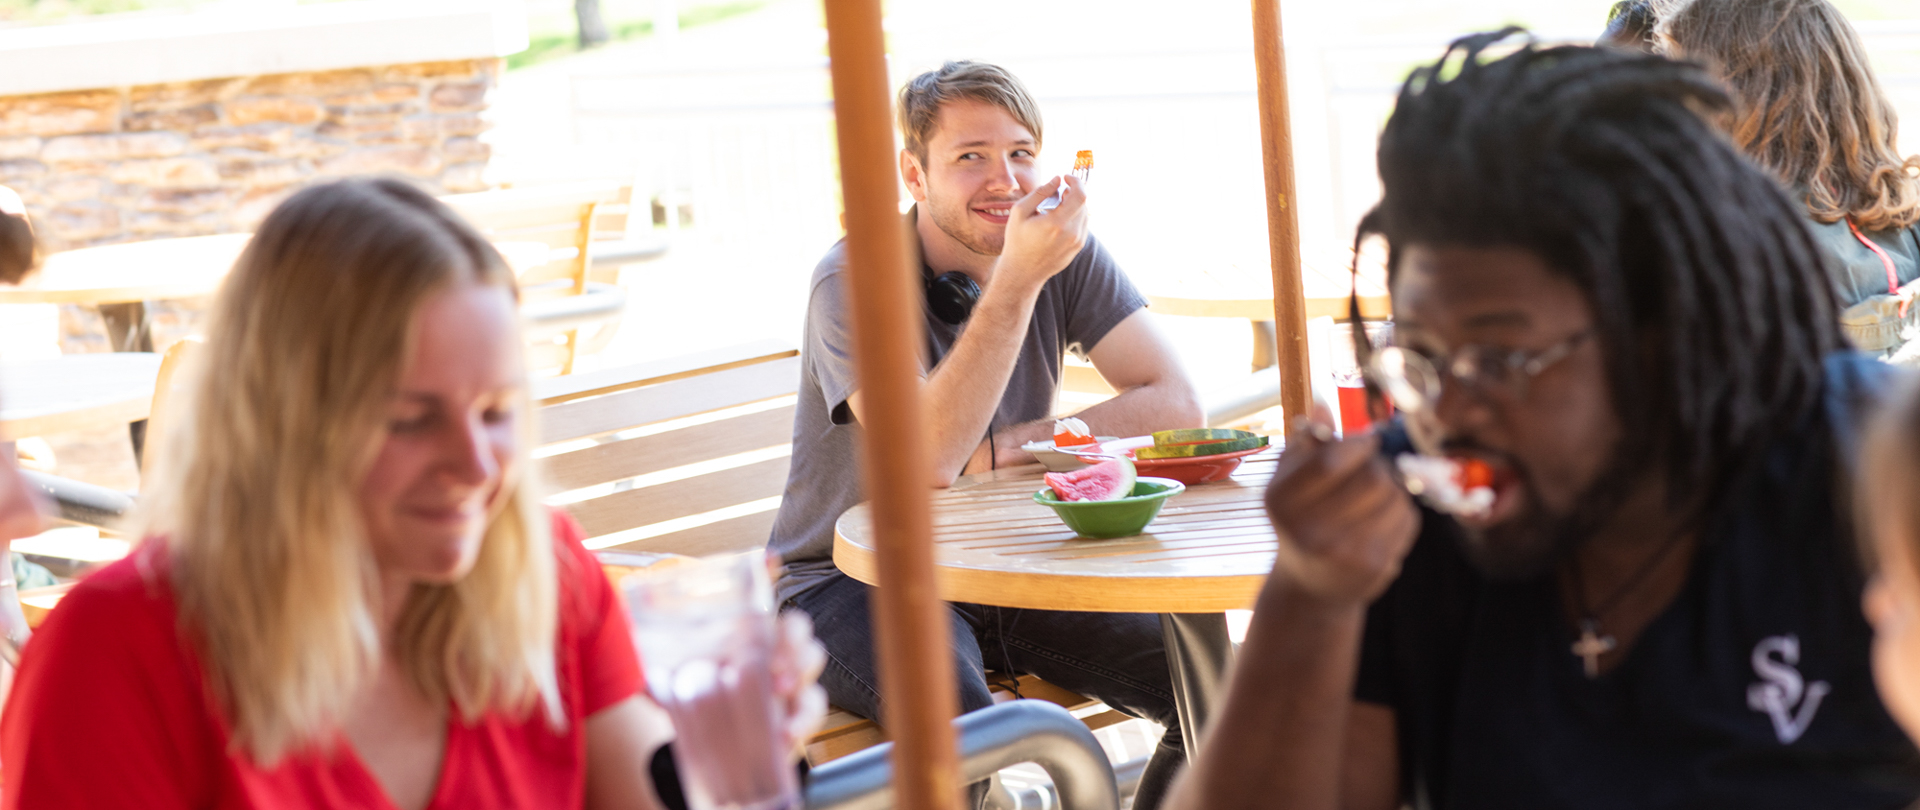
[925,269,981,326]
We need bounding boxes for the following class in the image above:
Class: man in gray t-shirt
[771,61,1203,810]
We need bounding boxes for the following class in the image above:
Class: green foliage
[507,0,771,71]
[0,0,347,24]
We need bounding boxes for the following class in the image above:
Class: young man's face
[1393,244,1626,577]
[903,99,1042,257]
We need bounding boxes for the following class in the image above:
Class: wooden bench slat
[441,182,623,216]
[460,205,598,236]
[534,340,796,405]
[539,404,795,493]
[566,455,791,539]
[594,510,780,557]
[540,356,801,444]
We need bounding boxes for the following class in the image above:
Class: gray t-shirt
[768,234,1146,605]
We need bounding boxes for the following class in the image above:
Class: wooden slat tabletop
[0,233,249,306]
[834,447,1283,613]
[0,352,161,439]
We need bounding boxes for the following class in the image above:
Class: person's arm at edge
[584,698,674,810]
[979,309,1202,465]
[849,175,1090,484]
[1160,584,1400,810]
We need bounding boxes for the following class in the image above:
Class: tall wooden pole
[820,2,964,809]
[1252,0,1311,423]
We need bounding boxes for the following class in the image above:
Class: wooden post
[820,2,965,810]
[1252,0,1311,423]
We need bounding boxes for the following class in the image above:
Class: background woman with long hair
[1657,0,1920,360]
[0,178,824,809]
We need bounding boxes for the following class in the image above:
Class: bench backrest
[534,340,800,556]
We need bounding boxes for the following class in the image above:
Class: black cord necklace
[1567,532,1692,678]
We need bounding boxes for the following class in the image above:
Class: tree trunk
[575,0,610,48]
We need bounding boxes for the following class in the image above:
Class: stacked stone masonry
[0,57,501,253]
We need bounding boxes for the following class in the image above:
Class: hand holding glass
[625,553,820,810]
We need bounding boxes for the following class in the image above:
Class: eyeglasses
[1363,329,1593,414]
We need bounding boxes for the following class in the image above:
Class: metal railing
[805,700,1121,810]
[23,469,131,532]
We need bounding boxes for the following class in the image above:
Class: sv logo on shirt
[1746,634,1831,744]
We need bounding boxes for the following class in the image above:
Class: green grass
[508,0,771,71]
[0,0,350,24]
[0,0,769,67]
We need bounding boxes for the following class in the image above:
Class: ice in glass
[624,552,798,810]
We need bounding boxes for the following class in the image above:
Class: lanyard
[1848,217,1914,318]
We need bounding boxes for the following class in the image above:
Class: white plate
[1021,436,1119,472]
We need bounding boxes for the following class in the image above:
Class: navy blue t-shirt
[1356,353,1920,809]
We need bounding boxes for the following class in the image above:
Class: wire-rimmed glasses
[1363,329,1594,414]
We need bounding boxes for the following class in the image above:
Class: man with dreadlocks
[1168,31,1920,810]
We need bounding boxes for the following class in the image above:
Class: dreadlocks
[1360,29,1843,519]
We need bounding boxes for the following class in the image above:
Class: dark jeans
[788,572,1183,810]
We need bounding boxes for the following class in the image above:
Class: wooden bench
[540,341,1133,766]
[533,339,800,556]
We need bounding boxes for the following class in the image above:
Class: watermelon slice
[1044,458,1137,502]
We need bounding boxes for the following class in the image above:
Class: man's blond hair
[897,61,1044,165]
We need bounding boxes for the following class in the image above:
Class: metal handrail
[21,470,132,532]
[805,700,1120,810]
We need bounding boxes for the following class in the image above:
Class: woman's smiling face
[356,284,523,586]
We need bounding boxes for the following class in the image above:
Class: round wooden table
[0,233,249,307]
[834,453,1281,613]
[834,447,1285,758]
[0,353,162,440]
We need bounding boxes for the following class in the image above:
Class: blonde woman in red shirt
[0,178,824,809]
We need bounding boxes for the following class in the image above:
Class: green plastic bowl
[1032,477,1186,539]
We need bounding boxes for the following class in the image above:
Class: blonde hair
[139,178,561,764]
[1657,0,1920,231]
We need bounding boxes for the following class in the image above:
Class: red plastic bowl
[1079,445,1266,485]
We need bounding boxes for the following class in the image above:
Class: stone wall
[0,57,500,253]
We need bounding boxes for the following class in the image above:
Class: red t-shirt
[0,510,641,809]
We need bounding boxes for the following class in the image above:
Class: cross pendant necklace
[1571,619,1617,679]
[1566,531,1692,679]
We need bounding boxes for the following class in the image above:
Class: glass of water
[624,552,798,810]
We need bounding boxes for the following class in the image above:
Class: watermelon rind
[1135,428,1269,460]
[1098,458,1138,501]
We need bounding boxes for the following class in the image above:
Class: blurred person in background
[1658,0,1920,362]
[1168,33,1920,810]
[1599,0,1658,52]
[1856,376,1920,761]
[0,188,44,552]
[0,178,825,810]
[0,186,46,764]
[0,188,32,287]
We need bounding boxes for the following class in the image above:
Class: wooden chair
[443,182,626,375]
[141,337,199,485]
[18,336,200,626]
